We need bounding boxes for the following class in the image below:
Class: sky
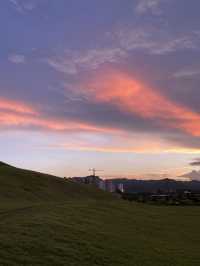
[1,0,200,178]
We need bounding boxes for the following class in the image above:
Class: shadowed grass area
[0,162,111,203]
[0,162,200,265]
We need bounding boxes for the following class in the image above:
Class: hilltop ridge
[0,161,11,167]
[0,162,111,203]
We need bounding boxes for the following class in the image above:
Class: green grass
[0,162,200,265]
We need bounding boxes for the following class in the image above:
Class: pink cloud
[79,69,200,137]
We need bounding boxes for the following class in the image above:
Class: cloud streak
[116,27,200,55]
[0,98,35,114]
[47,48,126,75]
[174,68,200,78]
[8,54,25,64]
[77,69,200,137]
[0,97,123,134]
[47,26,200,77]
[135,0,163,15]
[9,0,37,13]
[189,158,200,166]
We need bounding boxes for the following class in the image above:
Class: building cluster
[69,175,200,205]
[70,175,124,193]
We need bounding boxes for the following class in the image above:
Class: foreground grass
[0,162,200,265]
[0,200,200,266]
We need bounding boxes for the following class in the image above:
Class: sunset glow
[1,0,200,178]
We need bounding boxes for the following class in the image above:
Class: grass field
[0,162,200,266]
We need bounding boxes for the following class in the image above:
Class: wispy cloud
[9,0,37,13]
[46,48,126,75]
[49,134,172,154]
[180,170,200,181]
[174,68,200,78]
[116,27,200,55]
[135,0,164,15]
[8,54,25,64]
[47,26,200,76]
[48,131,200,154]
[189,158,200,166]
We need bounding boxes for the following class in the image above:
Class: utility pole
[88,168,103,177]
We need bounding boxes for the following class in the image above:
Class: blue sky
[0,0,200,178]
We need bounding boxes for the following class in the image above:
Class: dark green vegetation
[0,162,200,266]
[122,192,200,205]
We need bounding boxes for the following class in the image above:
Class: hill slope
[0,162,200,266]
[0,161,111,203]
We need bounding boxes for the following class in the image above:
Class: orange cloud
[50,142,167,153]
[0,98,36,115]
[82,70,200,136]
[0,98,120,134]
[49,135,200,154]
[1,95,200,154]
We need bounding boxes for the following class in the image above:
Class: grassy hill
[0,162,200,266]
[0,161,111,203]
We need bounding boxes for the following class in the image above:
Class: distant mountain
[108,178,200,193]
[179,170,200,181]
